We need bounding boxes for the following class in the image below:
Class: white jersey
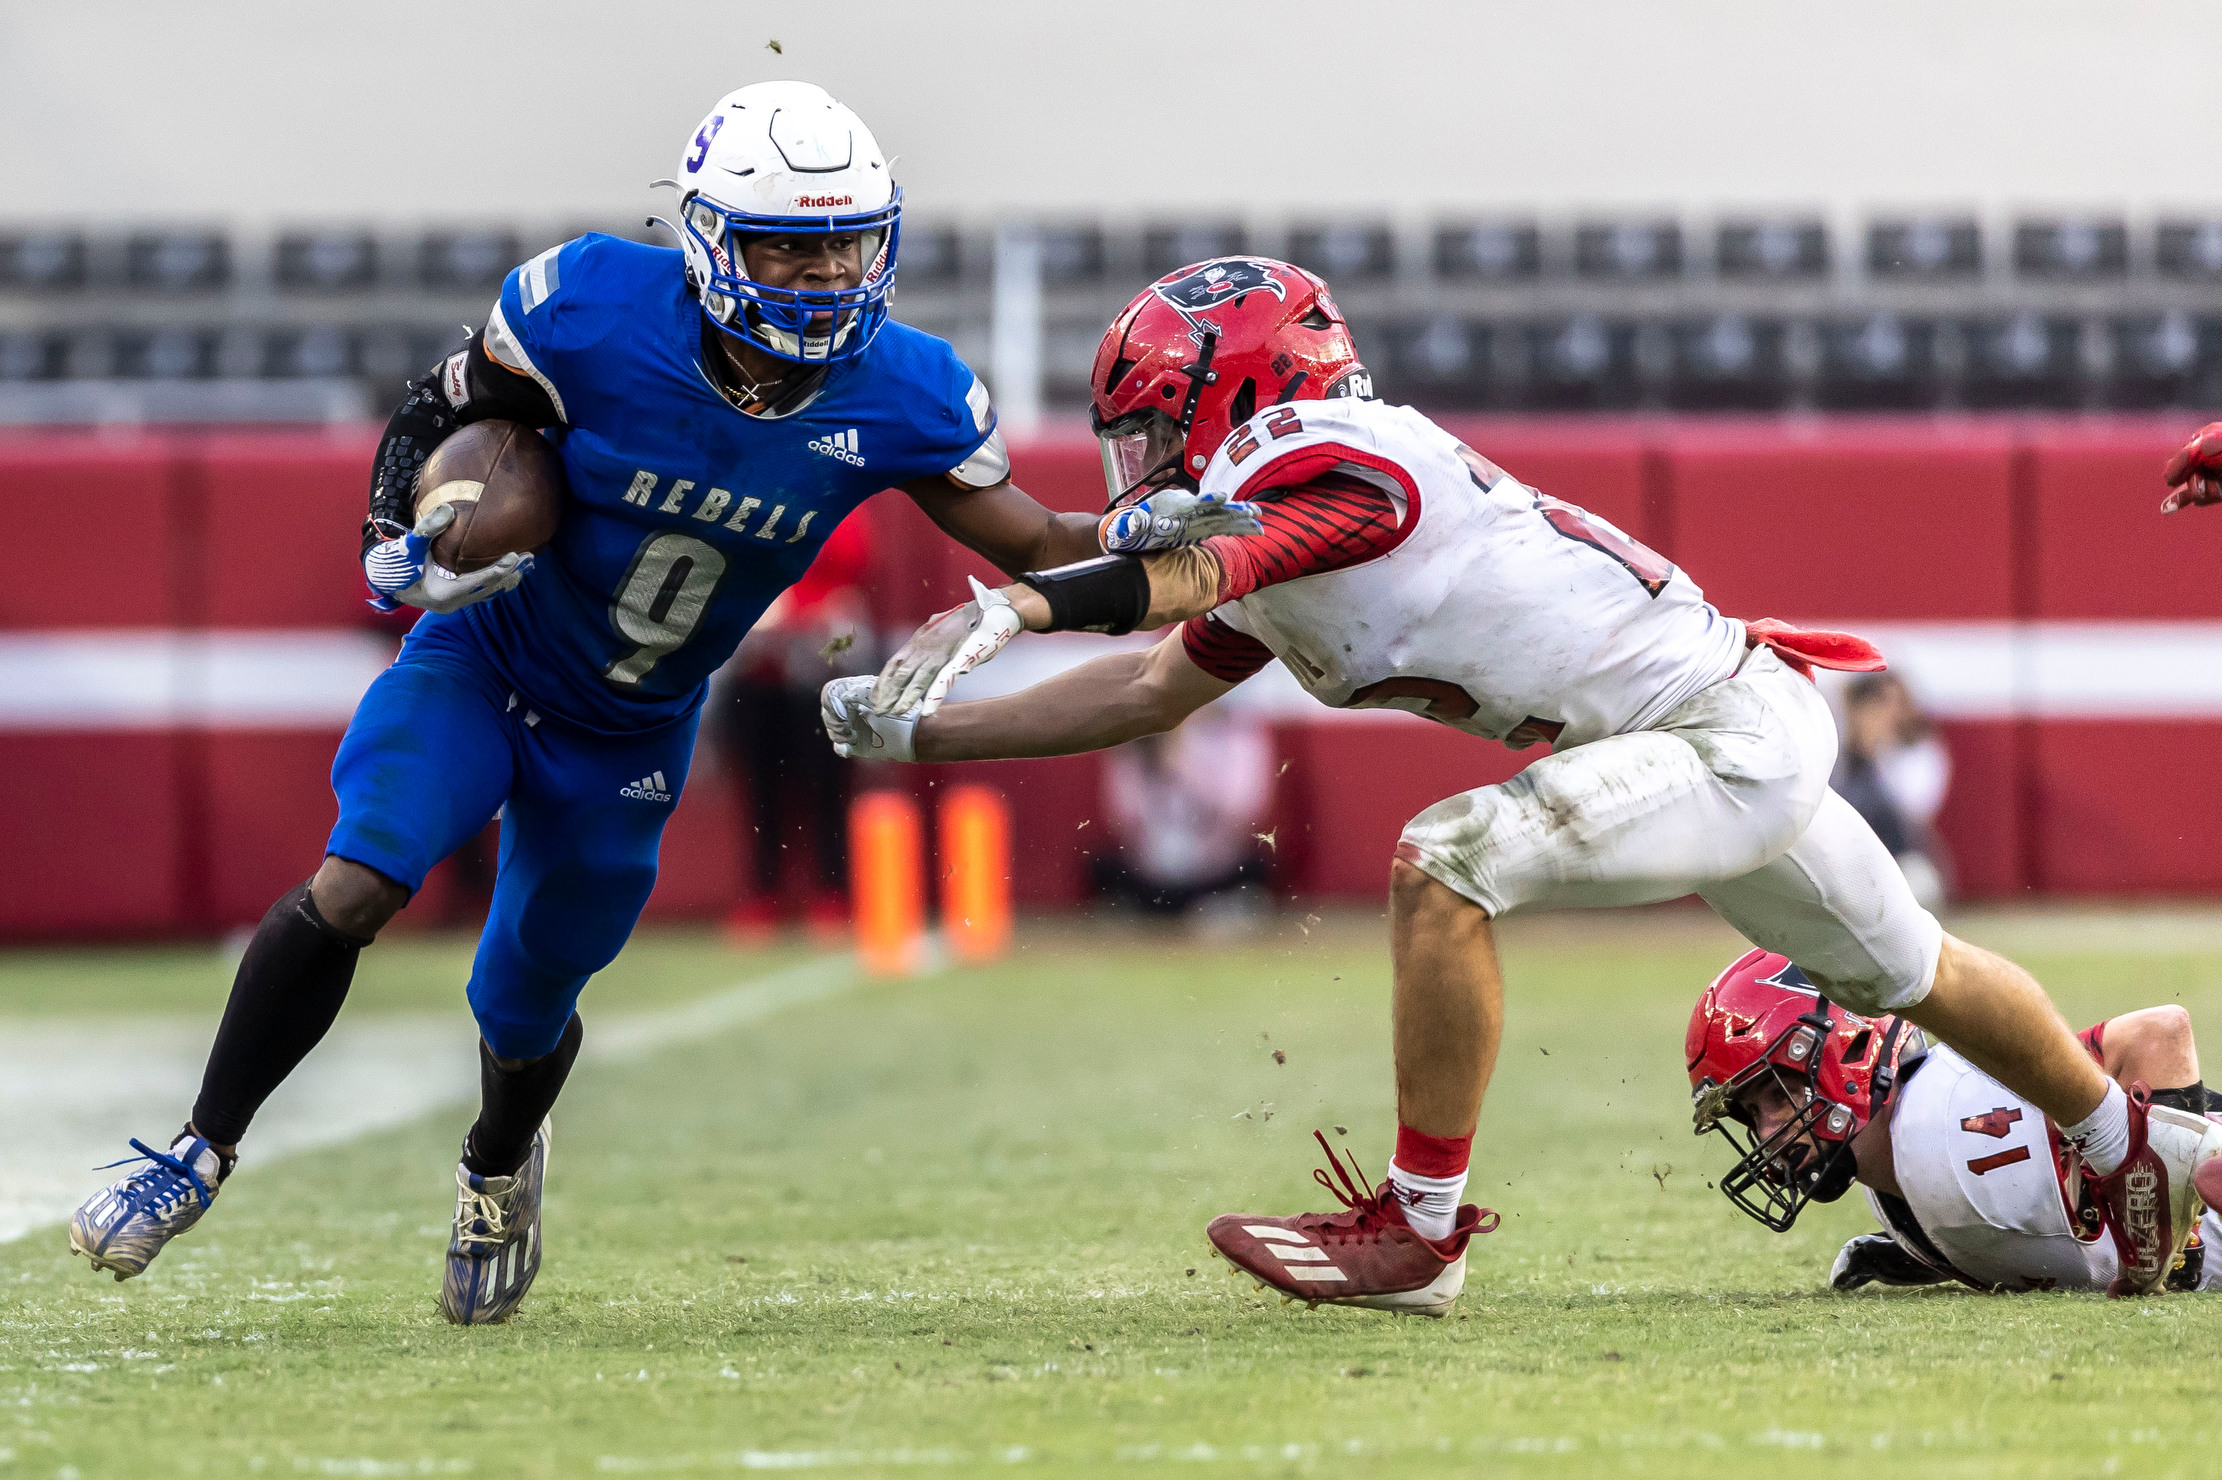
[1875,1045,2221,1292]
[1196,397,1745,751]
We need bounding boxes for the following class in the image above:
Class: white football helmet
[670,80,900,365]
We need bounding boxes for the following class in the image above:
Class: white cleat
[68,1132,230,1281]
[439,1122,549,1325]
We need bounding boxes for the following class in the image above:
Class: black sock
[462,1015,583,1178]
[2150,1082,2209,1115]
[190,883,371,1147]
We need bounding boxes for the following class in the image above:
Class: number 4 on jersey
[1537,495,1674,598]
[1452,442,1675,598]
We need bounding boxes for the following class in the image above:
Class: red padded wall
[0,433,184,631]
[0,732,189,937]
[1664,420,2018,621]
[197,432,381,629]
[2028,419,2222,619]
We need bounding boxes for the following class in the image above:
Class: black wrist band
[1017,554,1152,635]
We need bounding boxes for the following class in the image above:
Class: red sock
[1393,1124,1472,1178]
[1387,1124,1471,1241]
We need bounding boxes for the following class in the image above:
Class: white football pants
[1396,644,1943,1014]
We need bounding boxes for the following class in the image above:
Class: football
[413,419,564,573]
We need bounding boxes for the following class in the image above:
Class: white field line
[0,953,857,1244]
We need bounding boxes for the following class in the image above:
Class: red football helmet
[1686,948,1923,1231]
[1088,256,1370,509]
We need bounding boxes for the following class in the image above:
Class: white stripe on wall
[0,630,396,730]
[4,620,2222,731]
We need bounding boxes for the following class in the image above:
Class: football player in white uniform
[1689,948,2222,1293]
[824,256,2222,1314]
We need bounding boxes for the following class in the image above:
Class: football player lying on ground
[824,254,2222,1316]
[1689,948,2222,1293]
[67,82,1251,1324]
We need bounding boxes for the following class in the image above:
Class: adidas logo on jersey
[619,770,672,803]
[809,428,866,466]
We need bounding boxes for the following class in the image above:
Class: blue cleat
[439,1121,548,1325]
[69,1131,231,1281]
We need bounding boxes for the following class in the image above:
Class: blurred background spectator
[1832,674,1952,910]
[1091,706,1274,930]
[713,514,876,941]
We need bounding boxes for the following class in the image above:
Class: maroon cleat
[1208,1131,1498,1317]
[2088,1083,2222,1298]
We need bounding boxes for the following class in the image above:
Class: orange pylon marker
[849,789,926,976]
[938,784,1012,963]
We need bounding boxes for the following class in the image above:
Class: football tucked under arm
[361,336,562,557]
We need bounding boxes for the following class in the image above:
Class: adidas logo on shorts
[619,770,672,803]
[808,428,865,466]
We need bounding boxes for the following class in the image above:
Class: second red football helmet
[1087,256,1370,509]
[1686,947,1923,1230]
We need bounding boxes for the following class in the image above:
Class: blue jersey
[411,233,996,733]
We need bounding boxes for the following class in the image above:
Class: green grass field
[7,909,2222,1479]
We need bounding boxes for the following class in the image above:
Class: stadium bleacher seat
[2107,312,2220,409]
[1524,316,1640,408]
[1867,219,1981,278]
[1380,316,1492,408]
[2155,219,2222,277]
[1812,314,1944,410]
[275,230,378,292]
[1035,225,1103,287]
[0,330,56,380]
[1666,315,1792,410]
[1287,223,1394,283]
[1715,220,1829,279]
[126,231,228,292]
[1961,313,2083,409]
[268,326,360,380]
[122,327,213,380]
[898,223,964,286]
[417,230,519,291]
[2014,219,2128,278]
[0,230,87,292]
[1432,222,1540,281]
[1142,223,1244,278]
[1574,221,1681,279]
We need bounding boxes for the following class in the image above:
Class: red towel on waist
[1741,618,1886,680]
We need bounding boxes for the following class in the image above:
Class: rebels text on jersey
[420,233,996,732]
[1177,397,1745,752]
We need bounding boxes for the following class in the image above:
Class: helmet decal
[1150,258,1290,337]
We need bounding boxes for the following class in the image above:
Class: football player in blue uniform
[68,81,1258,1323]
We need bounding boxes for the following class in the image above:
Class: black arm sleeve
[361,335,562,556]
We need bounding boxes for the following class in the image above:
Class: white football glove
[869,576,1025,718]
[1098,487,1262,553]
[364,501,532,615]
[821,675,918,761]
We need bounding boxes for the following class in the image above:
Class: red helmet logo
[1150,258,1289,327]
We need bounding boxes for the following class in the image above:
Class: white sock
[2063,1081,2132,1178]
[1386,1161,1466,1242]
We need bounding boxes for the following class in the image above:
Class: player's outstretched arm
[867,547,1224,717]
[902,476,1261,576]
[823,628,1233,763]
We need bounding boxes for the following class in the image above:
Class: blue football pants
[328,620,698,1059]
